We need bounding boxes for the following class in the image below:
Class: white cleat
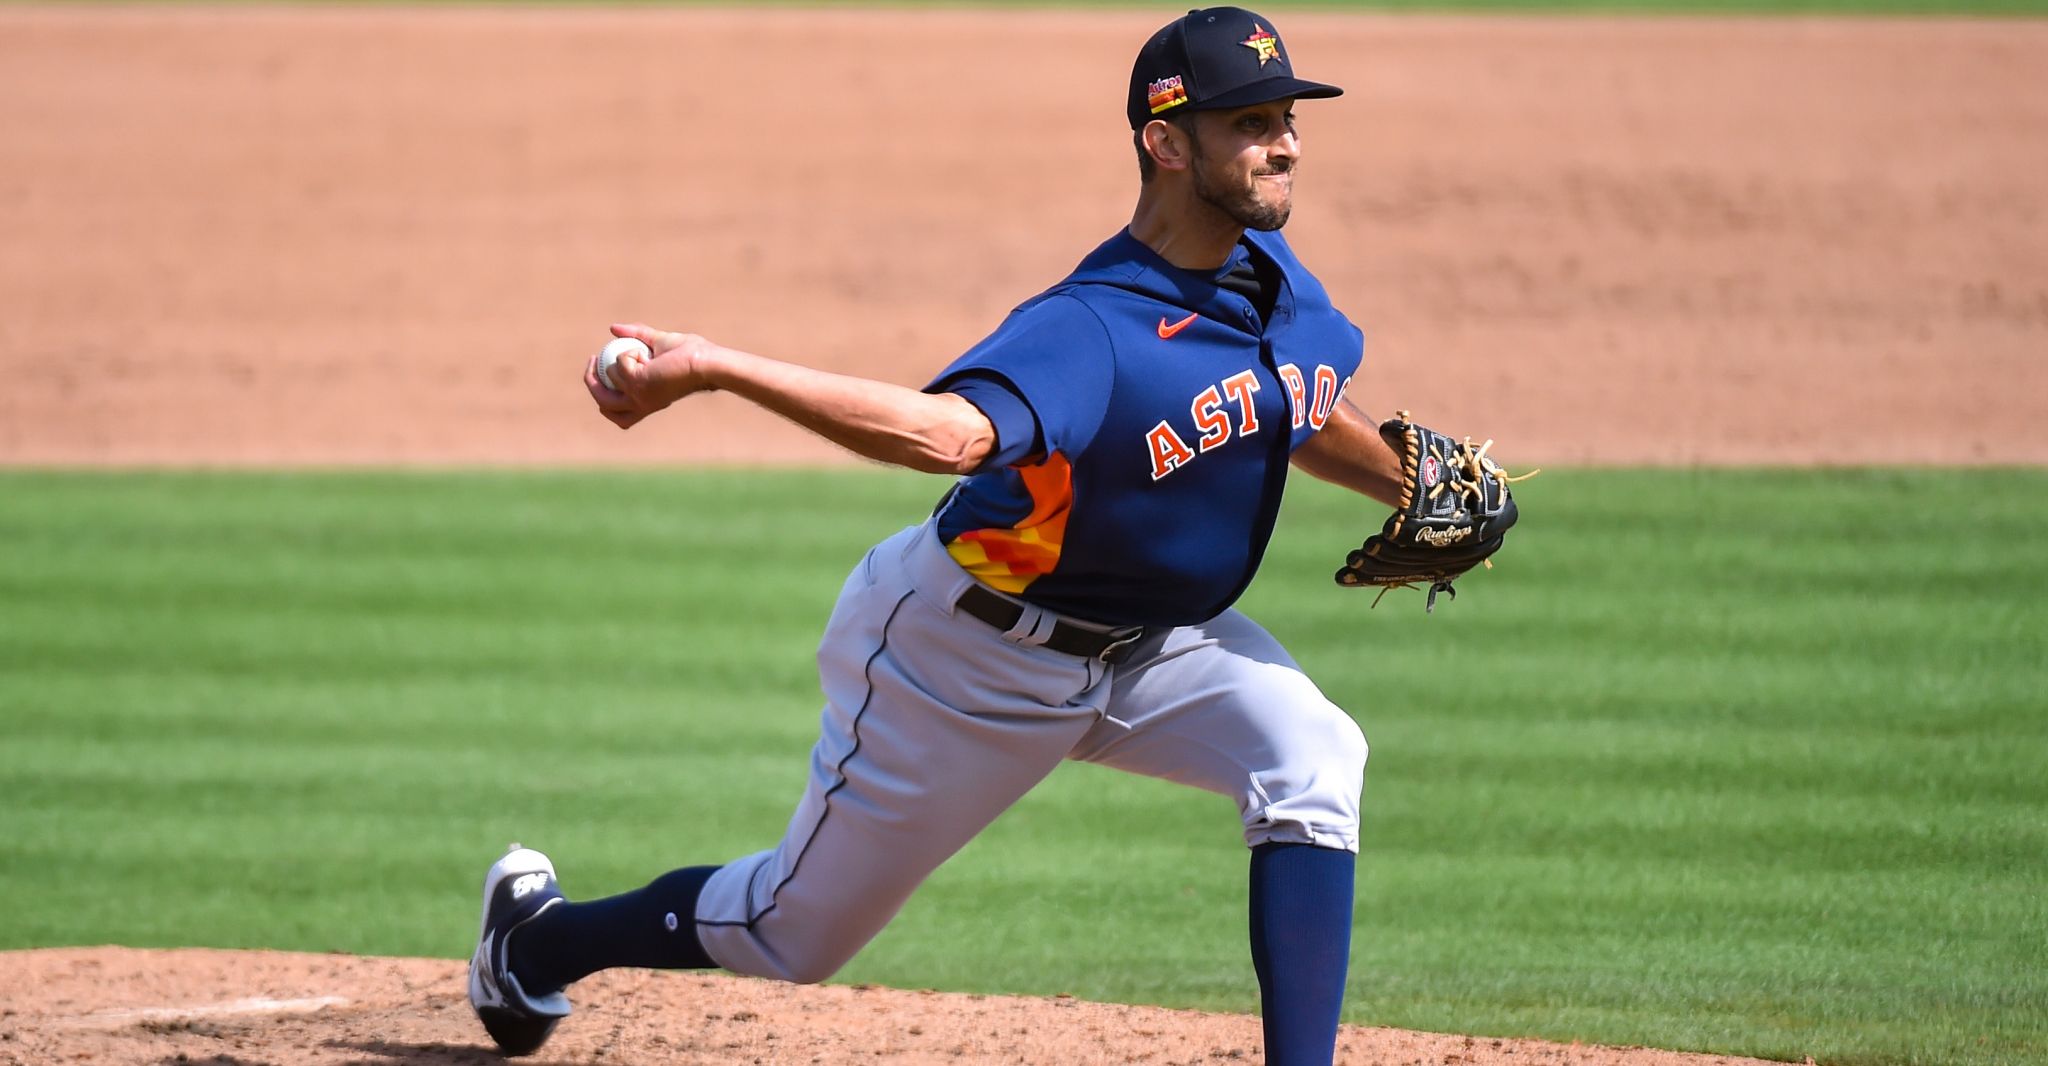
[467,844,571,1057]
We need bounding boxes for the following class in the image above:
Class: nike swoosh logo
[1157,313,1199,339]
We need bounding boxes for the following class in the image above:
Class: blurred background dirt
[2,8,2043,467]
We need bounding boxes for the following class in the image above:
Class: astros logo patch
[1240,25,1282,66]
[1147,75,1188,115]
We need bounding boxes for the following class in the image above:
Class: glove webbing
[1361,412,1540,613]
[1387,415,1539,544]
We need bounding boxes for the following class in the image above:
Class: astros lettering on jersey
[929,227,1364,628]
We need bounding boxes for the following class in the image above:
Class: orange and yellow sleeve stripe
[945,454,1072,594]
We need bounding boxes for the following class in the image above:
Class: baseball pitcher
[467,8,1525,1064]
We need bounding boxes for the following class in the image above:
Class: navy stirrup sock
[1249,842,1356,1066]
[509,865,720,995]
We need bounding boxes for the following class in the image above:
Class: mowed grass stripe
[1,468,2042,1066]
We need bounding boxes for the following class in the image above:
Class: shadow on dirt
[143,1047,540,1063]
[148,1057,282,1066]
[145,1041,592,1066]
[325,1040,589,1065]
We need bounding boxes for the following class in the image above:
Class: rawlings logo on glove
[1334,412,1537,612]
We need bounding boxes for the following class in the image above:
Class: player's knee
[780,955,844,986]
[1319,708,1368,820]
[704,927,867,986]
[1244,703,1368,850]
[1297,701,1368,784]
[1333,709,1368,778]
[765,940,863,986]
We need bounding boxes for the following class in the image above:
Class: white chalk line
[79,995,350,1025]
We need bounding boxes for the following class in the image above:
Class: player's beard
[1189,135,1293,231]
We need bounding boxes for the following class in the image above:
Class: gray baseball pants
[694,520,1367,983]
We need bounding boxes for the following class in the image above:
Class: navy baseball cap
[1127,7,1343,131]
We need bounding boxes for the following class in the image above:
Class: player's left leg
[1067,610,1367,1066]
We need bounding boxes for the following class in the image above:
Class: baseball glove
[1334,412,1536,612]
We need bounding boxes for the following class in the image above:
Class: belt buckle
[1096,629,1144,664]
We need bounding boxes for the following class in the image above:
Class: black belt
[954,584,1146,664]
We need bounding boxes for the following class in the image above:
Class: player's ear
[1142,118,1192,173]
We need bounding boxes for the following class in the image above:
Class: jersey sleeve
[944,373,1042,471]
[924,293,1115,459]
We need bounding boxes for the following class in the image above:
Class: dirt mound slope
[1,8,2043,467]
[2,946,1794,1066]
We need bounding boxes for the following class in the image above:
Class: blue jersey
[928,227,1365,627]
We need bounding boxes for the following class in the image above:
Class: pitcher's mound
[1,946,1795,1065]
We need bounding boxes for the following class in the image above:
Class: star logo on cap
[1241,24,1282,66]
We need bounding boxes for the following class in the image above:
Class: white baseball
[597,336,651,391]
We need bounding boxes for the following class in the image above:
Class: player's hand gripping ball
[596,336,651,392]
[1335,413,1537,612]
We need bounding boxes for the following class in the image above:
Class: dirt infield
[3,6,2043,1064]
[4,947,1797,1066]
[1,7,2044,467]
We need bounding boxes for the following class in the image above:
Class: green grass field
[1,468,2042,1066]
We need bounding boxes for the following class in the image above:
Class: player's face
[1188,101,1299,231]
